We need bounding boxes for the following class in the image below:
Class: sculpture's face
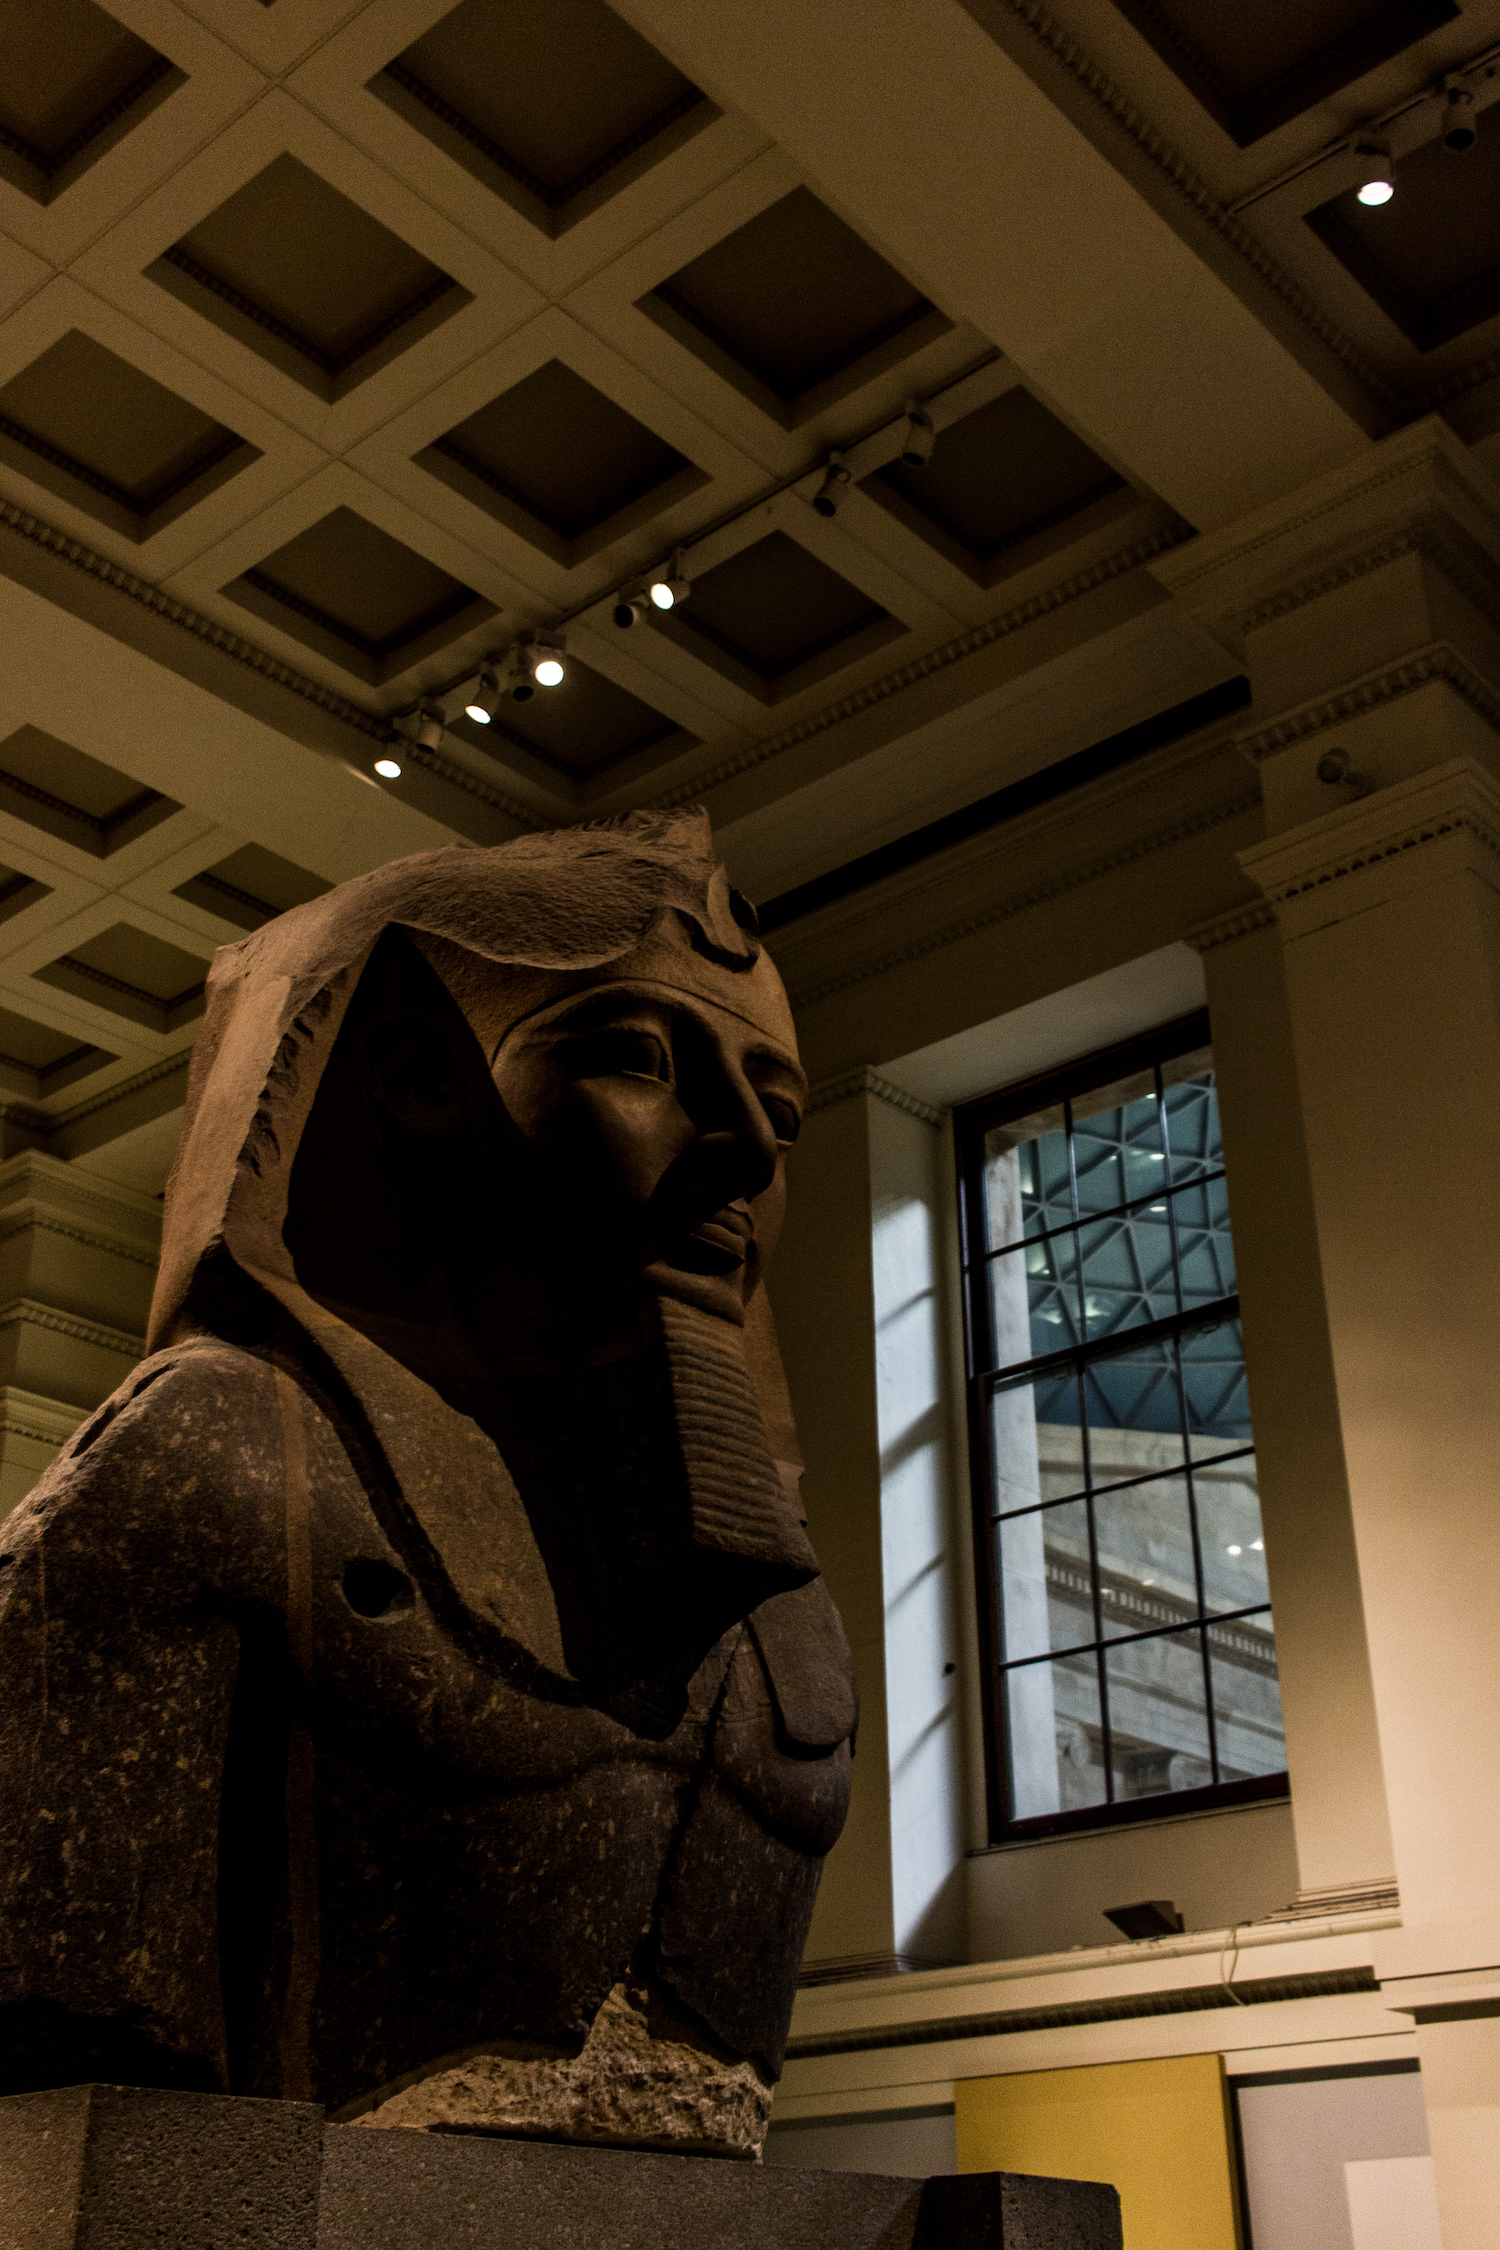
[491,977,805,1324]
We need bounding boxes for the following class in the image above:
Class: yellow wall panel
[955,2053,1240,2250]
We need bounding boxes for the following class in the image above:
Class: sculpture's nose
[661,1051,780,1222]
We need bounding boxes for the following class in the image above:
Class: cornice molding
[0,1051,192,1151]
[789,783,1260,1010]
[0,496,388,742]
[1242,756,1500,907]
[0,1297,142,1357]
[1154,431,1492,605]
[0,497,540,833]
[987,0,1401,416]
[50,1048,190,1134]
[1231,522,1500,638]
[806,1066,945,1128]
[0,1383,87,1450]
[654,521,1194,807]
[0,1210,159,1269]
[1186,900,1277,953]
[1234,643,1500,763]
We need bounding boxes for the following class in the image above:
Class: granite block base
[0,2084,1122,2250]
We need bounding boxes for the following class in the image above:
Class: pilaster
[0,1152,158,1516]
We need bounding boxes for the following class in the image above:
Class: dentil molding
[1234,643,1500,764]
[806,1067,945,1129]
[1241,755,1500,934]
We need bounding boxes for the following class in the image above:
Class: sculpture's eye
[761,1095,801,1147]
[570,1028,671,1083]
[343,1558,416,1619]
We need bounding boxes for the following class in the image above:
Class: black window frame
[955,1008,1290,1844]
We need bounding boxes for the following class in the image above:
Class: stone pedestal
[0,2084,1121,2249]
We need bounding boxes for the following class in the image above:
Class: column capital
[1240,756,1500,938]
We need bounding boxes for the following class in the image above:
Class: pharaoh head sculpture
[0,810,853,2151]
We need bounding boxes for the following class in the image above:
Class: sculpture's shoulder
[5,1336,287,1590]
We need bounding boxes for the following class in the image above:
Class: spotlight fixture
[464,668,501,724]
[527,634,567,688]
[501,645,534,702]
[374,755,403,779]
[812,452,851,517]
[415,703,445,751]
[899,403,936,467]
[613,584,650,629]
[1442,80,1478,153]
[1355,140,1394,205]
[648,552,691,611]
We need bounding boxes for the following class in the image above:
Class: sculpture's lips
[687,1207,752,1266]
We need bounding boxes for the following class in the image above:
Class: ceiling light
[1355,141,1394,205]
[374,756,402,779]
[812,452,851,518]
[500,645,533,702]
[613,585,650,628]
[527,634,566,688]
[648,552,690,610]
[465,669,500,724]
[415,703,445,751]
[899,404,936,467]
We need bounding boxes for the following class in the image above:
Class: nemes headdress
[148,809,794,1356]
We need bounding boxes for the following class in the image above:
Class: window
[956,1011,1287,1839]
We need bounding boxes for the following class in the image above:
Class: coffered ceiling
[0,0,1496,1196]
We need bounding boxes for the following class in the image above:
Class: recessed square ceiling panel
[864,387,1134,588]
[147,156,471,403]
[225,506,497,685]
[640,188,951,427]
[0,1001,113,1101]
[0,331,259,543]
[1306,130,1500,350]
[657,529,903,704]
[1108,0,1458,145]
[372,0,714,236]
[0,725,180,857]
[416,358,706,566]
[0,0,184,205]
[0,858,49,927]
[456,656,694,778]
[173,842,331,932]
[36,922,209,1035]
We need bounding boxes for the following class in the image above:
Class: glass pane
[989,1233,1084,1363]
[1105,1627,1214,1801]
[1182,1319,1253,1453]
[1072,1074,1165,1216]
[1078,1206,1178,1338]
[1084,1333,1183,1444]
[1163,1071,1222,1185]
[984,1117,1069,1250]
[1000,1499,1093,1660]
[1006,1650,1107,1820]
[1172,1174,1237,1307]
[1194,1452,1269,1613]
[1208,1611,1285,1780]
[1094,1477,1197,1640]
[991,1370,1087,1513]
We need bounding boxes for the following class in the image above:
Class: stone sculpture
[0,810,856,2161]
